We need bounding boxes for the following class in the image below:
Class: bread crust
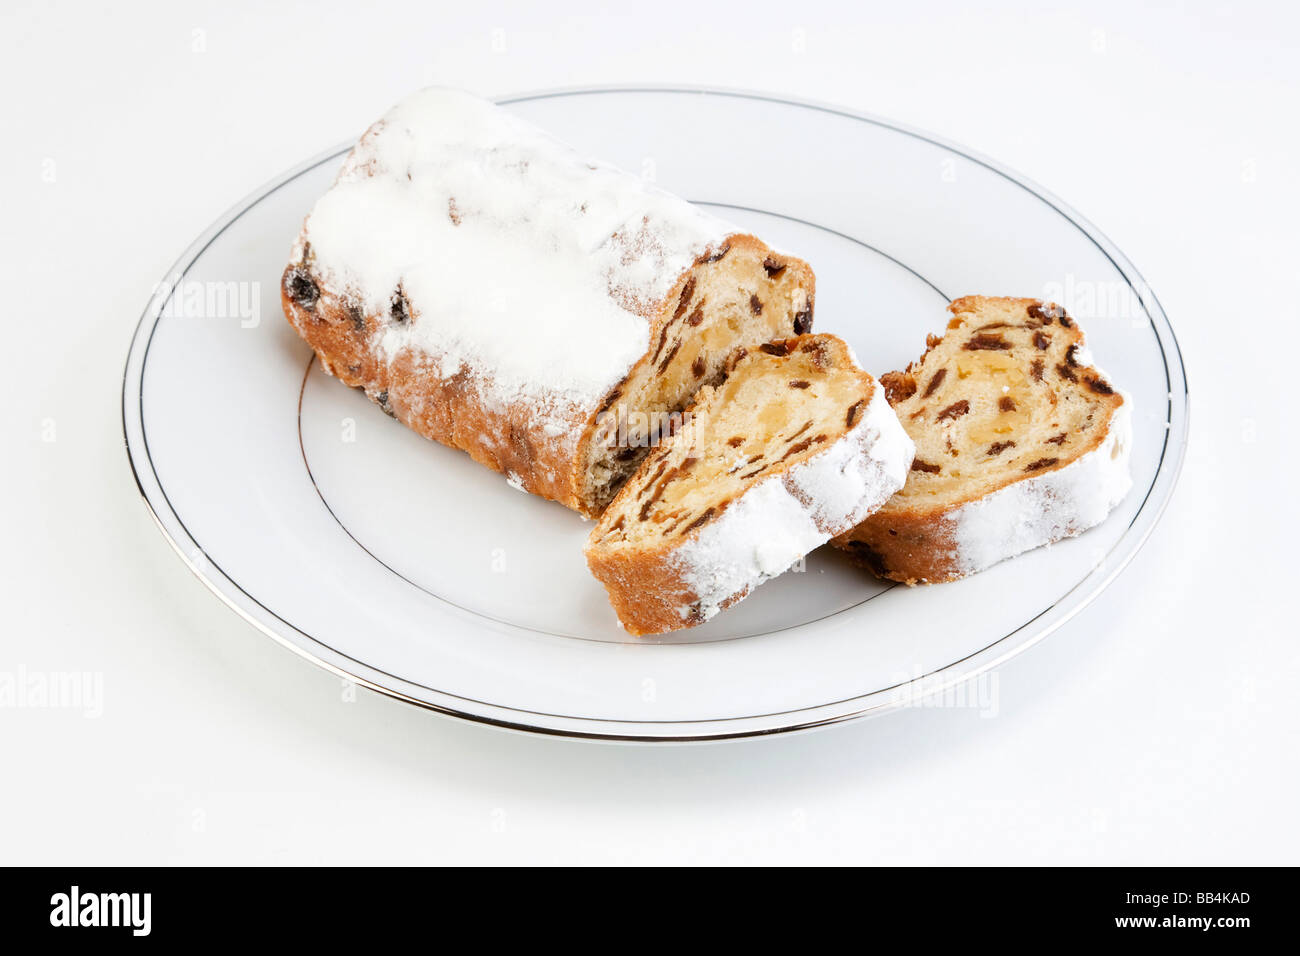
[833,296,1130,583]
[282,233,812,516]
[586,339,913,635]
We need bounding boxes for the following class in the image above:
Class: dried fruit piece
[782,437,815,460]
[673,277,697,321]
[658,341,682,373]
[701,242,731,263]
[345,303,366,332]
[937,400,970,422]
[597,388,622,415]
[964,333,1011,351]
[285,268,319,310]
[683,508,716,534]
[1027,302,1065,324]
[390,287,411,324]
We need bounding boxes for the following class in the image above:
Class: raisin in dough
[586,335,913,635]
[281,88,815,517]
[833,296,1132,583]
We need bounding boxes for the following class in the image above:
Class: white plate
[122,87,1187,741]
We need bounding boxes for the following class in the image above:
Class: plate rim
[121,84,1190,743]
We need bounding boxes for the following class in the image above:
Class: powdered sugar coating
[299,88,736,411]
[947,389,1133,575]
[672,384,914,622]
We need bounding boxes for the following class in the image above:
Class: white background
[3,0,1296,864]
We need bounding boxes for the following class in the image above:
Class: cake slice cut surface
[587,334,913,636]
[833,296,1132,583]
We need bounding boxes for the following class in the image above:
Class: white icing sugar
[301,88,737,409]
[671,477,824,623]
[672,382,914,622]
[785,384,914,530]
[948,390,1133,575]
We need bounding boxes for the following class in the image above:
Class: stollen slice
[833,296,1132,583]
[586,334,913,635]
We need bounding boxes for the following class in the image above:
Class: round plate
[122,87,1187,741]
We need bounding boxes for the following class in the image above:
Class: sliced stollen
[833,296,1132,583]
[586,334,913,636]
[281,87,815,518]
